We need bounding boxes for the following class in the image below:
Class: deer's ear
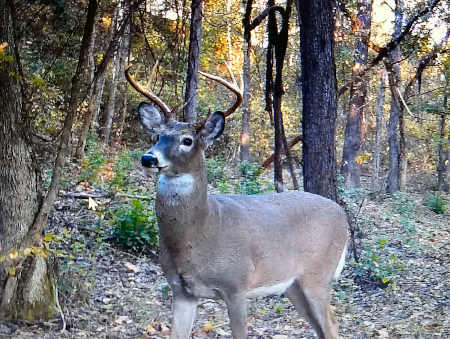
[199,111,225,146]
[138,102,163,133]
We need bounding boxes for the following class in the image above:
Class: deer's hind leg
[285,279,338,339]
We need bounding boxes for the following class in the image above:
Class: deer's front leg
[223,292,248,339]
[170,292,198,339]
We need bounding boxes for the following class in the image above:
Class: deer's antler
[199,71,243,118]
[125,65,173,122]
[126,65,242,125]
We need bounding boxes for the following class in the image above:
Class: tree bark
[102,1,125,145]
[437,74,449,192]
[372,70,386,191]
[114,13,132,147]
[341,0,372,189]
[240,0,252,162]
[75,3,120,158]
[296,0,338,200]
[266,0,284,192]
[75,5,99,159]
[0,0,58,321]
[183,0,203,122]
[385,0,403,194]
[273,0,298,192]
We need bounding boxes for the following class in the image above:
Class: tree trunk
[2,0,98,320]
[114,14,132,147]
[273,0,298,192]
[0,0,69,321]
[76,3,119,158]
[385,0,403,194]
[398,99,407,190]
[102,4,124,145]
[296,0,338,201]
[101,1,130,145]
[372,70,386,191]
[1,0,97,320]
[183,0,203,122]
[341,0,372,189]
[75,70,105,158]
[75,5,98,159]
[437,74,449,192]
[240,0,252,162]
[266,0,284,192]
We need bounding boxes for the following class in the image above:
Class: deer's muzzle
[141,153,158,168]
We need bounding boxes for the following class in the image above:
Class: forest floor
[0,159,449,339]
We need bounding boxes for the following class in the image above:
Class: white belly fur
[246,278,295,298]
[334,243,347,280]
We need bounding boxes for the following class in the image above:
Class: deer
[125,66,348,339]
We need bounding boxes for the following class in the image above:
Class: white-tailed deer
[126,67,348,339]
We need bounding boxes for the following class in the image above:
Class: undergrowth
[425,193,448,214]
[109,199,158,253]
[338,176,409,290]
[207,159,273,194]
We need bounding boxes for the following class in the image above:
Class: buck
[126,67,348,339]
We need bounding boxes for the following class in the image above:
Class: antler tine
[199,71,243,118]
[125,65,173,121]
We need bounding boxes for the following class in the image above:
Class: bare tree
[240,0,253,161]
[372,70,386,191]
[437,74,449,192]
[102,0,127,145]
[341,0,373,188]
[184,0,203,122]
[385,0,403,194]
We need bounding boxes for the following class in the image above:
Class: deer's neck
[156,166,208,212]
[156,167,209,249]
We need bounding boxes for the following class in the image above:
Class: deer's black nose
[141,153,158,168]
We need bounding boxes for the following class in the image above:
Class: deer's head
[138,103,225,177]
[126,66,242,178]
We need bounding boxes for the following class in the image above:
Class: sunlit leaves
[101,15,112,28]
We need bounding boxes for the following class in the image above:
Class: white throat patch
[158,174,195,197]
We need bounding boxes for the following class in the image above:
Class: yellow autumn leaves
[0,234,58,276]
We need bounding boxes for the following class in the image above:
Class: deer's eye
[182,137,193,146]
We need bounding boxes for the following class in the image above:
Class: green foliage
[425,193,448,214]
[273,303,284,315]
[110,148,143,189]
[391,193,416,235]
[237,161,270,195]
[206,157,228,183]
[78,134,106,183]
[110,199,158,253]
[207,159,273,194]
[354,238,404,290]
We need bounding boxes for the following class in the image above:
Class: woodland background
[0,0,449,338]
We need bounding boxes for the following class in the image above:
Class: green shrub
[110,148,143,189]
[237,161,271,195]
[425,194,447,214]
[79,134,106,183]
[206,157,227,183]
[353,238,404,290]
[110,199,158,253]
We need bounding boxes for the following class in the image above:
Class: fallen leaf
[377,328,389,338]
[113,315,131,325]
[202,322,214,332]
[144,324,156,335]
[88,196,98,211]
[124,262,140,273]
